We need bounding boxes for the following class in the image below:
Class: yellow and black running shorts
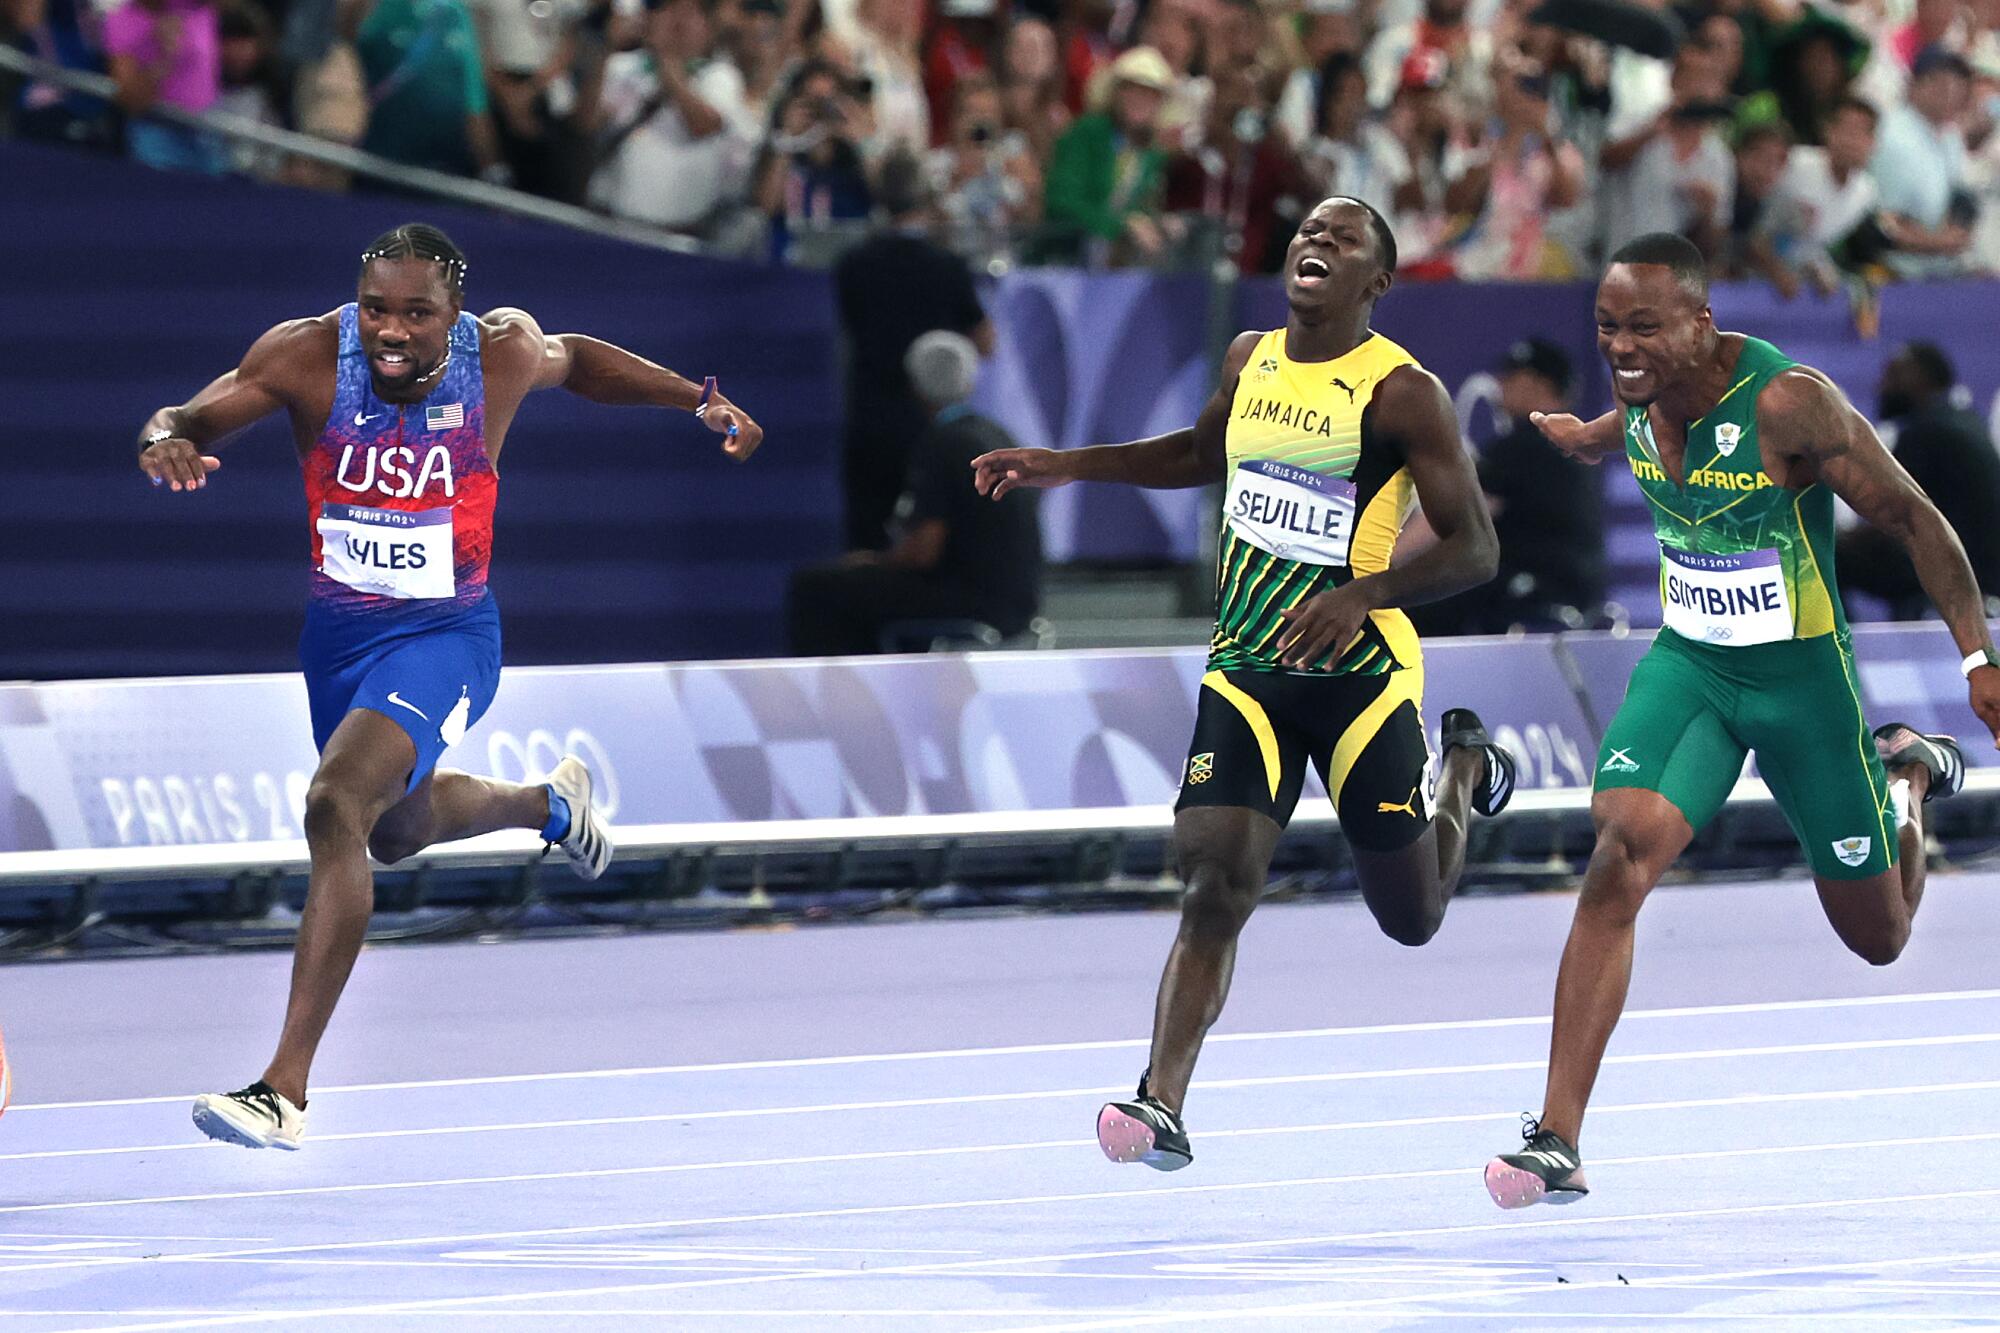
[1175,666,1434,850]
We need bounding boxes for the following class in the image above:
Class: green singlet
[1596,336,1899,879]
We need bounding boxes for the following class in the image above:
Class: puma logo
[1377,786,1422,817]
[1330,376,1367,403]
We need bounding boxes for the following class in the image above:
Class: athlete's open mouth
[373,349,414,374]
[1295,255,1330,285]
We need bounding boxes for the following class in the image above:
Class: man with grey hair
[786,330,1041,655]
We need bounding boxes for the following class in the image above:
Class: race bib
[318,503,456,600]
[1225,459,1357,565]
[1660,547,1792,646]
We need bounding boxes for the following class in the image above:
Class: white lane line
[57,1226,2000,1333]
[984,1247,2000,1332]
[0,1235,274,1242]
[5,1313,1995,1325]
[9,1189,1997,1325]
[16,988,2000,1113]
[8,1069,1999,1215]
[0,1315,1148,1322]
[995,1309,2000,1330]
[4,1132,1999,1273]
[12,1070,1999,1166]
[9,1035,1999,1168]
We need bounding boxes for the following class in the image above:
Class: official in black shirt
[833,155,993,550]
[1411,339,1605,635]
[787,330,1042,656]
[1839,342,2000,620]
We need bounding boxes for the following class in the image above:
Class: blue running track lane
[3,874,2000,1330]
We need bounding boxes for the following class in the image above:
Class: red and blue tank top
[304,304,497,615]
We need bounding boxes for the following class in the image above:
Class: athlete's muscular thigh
[1173,805,1284,891]
[1173,805,1283,939]
[1581,787,1694,917]
[309,708,419,833]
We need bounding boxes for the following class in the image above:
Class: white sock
[1891,778,1913,831]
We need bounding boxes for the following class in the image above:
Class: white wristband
[1963,649,1995,679]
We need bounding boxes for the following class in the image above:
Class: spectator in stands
[105,0,228,173]
[1134,0,1206,150]
[725,0,792,126]
[347,0,507,180]
[753,58,875,256]
[213,0,287,178]
[285,0,367,189]
[1765,12,1868,147]
[1599,37,1735,260]
[850,0,927,159]
[1383,47,1477,275]
[471,0,590,203]
[930,70,1042,235]
[1414,338,1602,635]
[1755,95,1878,295]
[1451,53,1586,279]
[1298,50,1404,219]
[1839,342,2000,619]
[1165,61,1308,273]
[1206,0,1273,84]
[9,0,119,150]
[1887,0,1968,77]
[1697,11,1747,94]
[787,329,1041,656]
[1872,44,1977,276]
[923,0,1000,133]
[1274,2,1365,147]
[1041,44,1173,264]
[1364,0,1494,117]
[1052,0,1118,114]
[996,14,1071,165]
[589,0,758,235]
[1724,121,1792,284]
[833,152,992,549]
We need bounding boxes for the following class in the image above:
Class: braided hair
[358,223,468,297]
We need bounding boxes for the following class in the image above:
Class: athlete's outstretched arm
[971,330,1262,498]
[1765,368,2000,744]
[1273,365,1500,667]
[489,308,762,460]
[136,319,318,491]
[1529,407,1626,464]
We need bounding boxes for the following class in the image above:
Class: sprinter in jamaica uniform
[1483,233,2000,1210]
[973,198,1519,1171]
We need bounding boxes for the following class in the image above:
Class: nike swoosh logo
[386,691,429,721]
[355,411,381,426]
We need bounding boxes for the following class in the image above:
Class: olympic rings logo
[483,728,621,818]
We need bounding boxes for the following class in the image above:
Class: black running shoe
[1485,1116,1588,1209]
[1441,708,1517,817]
[1097,1070,1192,1171]
[1873,723,1964,802]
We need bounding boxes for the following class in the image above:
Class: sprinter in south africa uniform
[1483,233,2000,1211]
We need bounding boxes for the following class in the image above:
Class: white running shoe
[193,1081,306,1150]
[546,755,613,880]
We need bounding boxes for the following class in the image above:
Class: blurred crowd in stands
[8,0,2000,282]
